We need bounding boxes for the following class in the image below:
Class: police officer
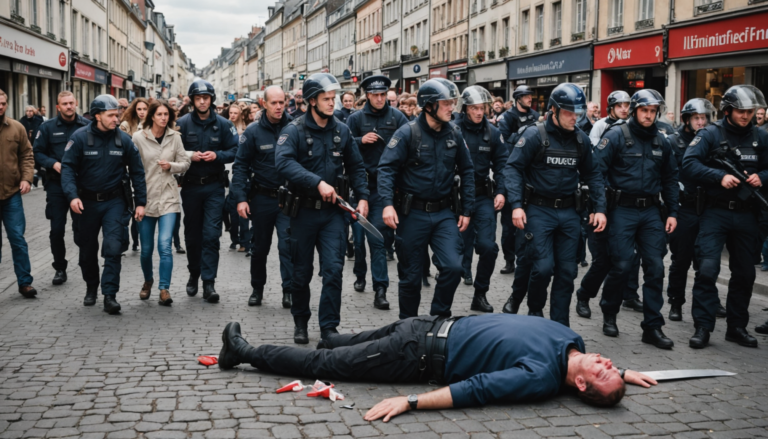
[504,84,606,327]
[275,73,369,344]
[594,89,679,349]
[61,95,147,314]
[33,91,89,285]
[232,85,294,308]
[378,78,475,320]
[683,85,768,349]
[333,91,356,124]
[177,79,238,303]
[575,90,643,318]
[495,87,540,278]
[345,75,408,309]
[590,91,631,145]
[666,98,722,321]
[454,86,508,312]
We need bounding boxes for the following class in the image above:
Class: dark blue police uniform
[505,117,606,327]
[345,101,408,301]
[275,113,369,335]
[594,117,678,340]
[683,120,768,333]
[231,112,294,305]
[333,107,354,124]
[33,114,89,277]
[61,123,146,301]
[177,108,238,294]
[378,113,475,319]
[453,113,508,300]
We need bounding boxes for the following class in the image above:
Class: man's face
[342,94,354,109]
[295,92,303,104]
[689,113,708,131]
[368,92,387,111]
[666,111,675,122]
[311,91,336,117]
[40,107,46,116]
[465,103,485,124]
[96,109,119,131]
[434,100,456,123]
[25,108,35,118]
[612,102,630,120]
[399,102,411,116]
[756,108,765,125]
[388,91,398,107]
[264,91,285,121]
[518,95,532,109]
[579,353,625,399]
[553,107,578,131]
[118,99,129,117]
[194,95,212,114]
[730,108,755,128]
[0,96,7,117]
[587,103,598,117]
[57,96,77,119]
[635,105,658,127]
[183,96,190,106]
[492,102,503,113]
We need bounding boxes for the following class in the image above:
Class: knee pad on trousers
[102,237,125,258]
[696,259,721,284]
[532,257,555,279]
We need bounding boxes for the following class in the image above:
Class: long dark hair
[143,100,177,132]
[120,98,149,134]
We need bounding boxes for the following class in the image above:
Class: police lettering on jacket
[454,113,509,198]
[682,119,768,202]
[504,117,606,213]
[177,109,238,179]
[377,113,476,216]
[231,112,291,203]
[498,106,540,143]
[594,118,679,217]
[60,123,147,206]
[274,114,369,200]
[345,102,408,183]
[33,114,89,171]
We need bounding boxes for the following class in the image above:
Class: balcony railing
[635,18,654,31]
[30,24,42,34]
[11,14,25,25]
[695,1,723,15]
[534,42,543,50]
[550,37,561,47]
[46,32,56,40]
[381,60,400,68]
[571,32,584,42]
[607,25,623,35]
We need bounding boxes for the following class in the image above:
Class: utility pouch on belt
[486,178,495,198]
[574,187,583,211]
[401,193,413,216]
[522,184,534,209]
[278,186,289,209]
[696,187,706,216]
[451,176,462,214]
[223,170,230,188]
[336,174,350,200]
[659,203,669,223]
[605,187,617,211]
[121,177,135,214]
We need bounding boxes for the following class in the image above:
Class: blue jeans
[0,192,33,286]
[139,213,177,290]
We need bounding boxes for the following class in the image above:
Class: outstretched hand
[624,370,657,388]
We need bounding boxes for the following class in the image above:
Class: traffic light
[299,74,306,80]
[352,75,358,83]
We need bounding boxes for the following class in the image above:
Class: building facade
[264,2,285,88]
[466,0,514,98]
[355,0,382,79]
[400,0,430,92]
[327,0,357,91]
[429,0,469,92]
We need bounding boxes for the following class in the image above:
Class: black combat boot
[83,284,98,306]
[203,281,219,303]
[248,288,263,306]
[186,271,200,297]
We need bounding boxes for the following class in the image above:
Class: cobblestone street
[0,188,767,438]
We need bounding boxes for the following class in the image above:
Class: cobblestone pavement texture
[1,188,767,438]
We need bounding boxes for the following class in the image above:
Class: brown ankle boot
[140,280,153,300]
[158,289,173,306]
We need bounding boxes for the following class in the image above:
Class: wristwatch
[407,394,418,410]
[618,368,626,379]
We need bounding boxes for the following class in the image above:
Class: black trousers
[243,316,439,383]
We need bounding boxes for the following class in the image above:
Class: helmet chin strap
[313,104,332,120]
[426,103,442,123]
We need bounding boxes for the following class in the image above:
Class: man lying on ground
[217,314,657,422]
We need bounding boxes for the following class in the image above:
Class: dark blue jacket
[61,122,147,206]
[454,113,508,198]
[333,107,354,124]
[377,113,476,216]
[668,125,697,195]
[346,102,408,188]
[594,118,679,217]
[275,113,369,200]
[682,119,768,202]
[446,314,585,408]
[498,106,540,143]
[20,114,44,144]
[177,109,238,180]
[504,117,606,213]
[231,112,291,203]
[33,114,90,171]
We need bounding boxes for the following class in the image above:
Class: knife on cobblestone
[336,196,384,242]
[639,369,736,381]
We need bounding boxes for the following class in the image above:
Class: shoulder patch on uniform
[35,131,41,140]
[230,126,237,136]
[500,134,504,143]
[65,140,73,151]
[277,134,289,145]
[515,137,525,148]
[598,138,609,150]
[517,126,526,134]
[689,136,701,147]
[388,136,400,148]
[239,135,247,145]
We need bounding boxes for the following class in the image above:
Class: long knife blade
[356,215,384,242]
[639,369,736,382]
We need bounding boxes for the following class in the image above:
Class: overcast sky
[157,0,270,68]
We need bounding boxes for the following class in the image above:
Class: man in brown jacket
[0,90,37,298]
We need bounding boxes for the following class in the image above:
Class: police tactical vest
[522,122,587,167]
[86,128,129,168]
[291,114,344,158]
[717,123,761,172]
[406,120,462,167]
[360,107,398,140]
